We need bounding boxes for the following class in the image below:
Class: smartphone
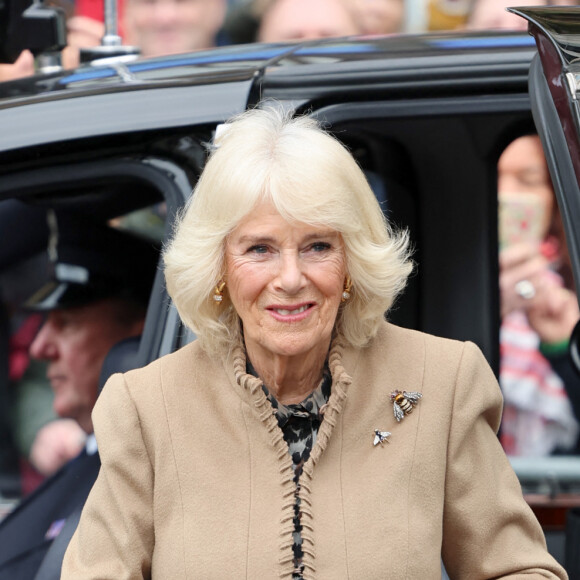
[498,192,548,250]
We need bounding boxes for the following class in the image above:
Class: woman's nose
[275,252,305,295]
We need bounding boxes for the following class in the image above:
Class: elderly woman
[61,106,566,579]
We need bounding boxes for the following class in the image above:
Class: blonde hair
[164,104,412,353]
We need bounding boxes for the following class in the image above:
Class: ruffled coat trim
[230,335,352,580]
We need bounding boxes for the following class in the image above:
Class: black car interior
[320,104,535,372]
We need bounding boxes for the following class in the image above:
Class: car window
[326,106,521,363]
[0,200,165,502]
[0,138,207,511]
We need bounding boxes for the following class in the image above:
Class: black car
[1,7,579,572]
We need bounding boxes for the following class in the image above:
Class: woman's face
[225,201,347,362]
[498,135,554,241]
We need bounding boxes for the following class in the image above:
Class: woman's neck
[246,342,330,405]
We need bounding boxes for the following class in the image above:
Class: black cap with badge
[24,210,159,311]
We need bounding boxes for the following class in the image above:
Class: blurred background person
[498,134,580,456]
[0,204,56,500]
[72,0,228,61]
[225,0,373,45]
[257,0,360,42]
[3,268,83,495]
[345,0,405,35]
[123,0,227,58]
[0,0,227,80]
[72,0,229,56]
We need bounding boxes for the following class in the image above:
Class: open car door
[511,6,580,370]
[511,6,580,575]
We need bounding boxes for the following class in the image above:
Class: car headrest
[98,336,142,393]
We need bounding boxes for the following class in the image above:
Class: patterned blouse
[247,361,332,580]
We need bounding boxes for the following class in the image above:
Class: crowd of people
[2,0,580,82]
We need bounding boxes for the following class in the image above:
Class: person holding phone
[498,134,580,456]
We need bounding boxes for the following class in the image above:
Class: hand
[62,16,105,69]
[500,241,580,344]
[527,283,580,345]
[0,50,35,82]
[499,242,553,318]
[67,16,105,48]
[29,419,87,476]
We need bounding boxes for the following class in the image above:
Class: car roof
[0,31,537,104]
[0,31,538,157]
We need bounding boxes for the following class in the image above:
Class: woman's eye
[311,242,331,252]
[248,244,269,254]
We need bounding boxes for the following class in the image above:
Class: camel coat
[61,322,567,579]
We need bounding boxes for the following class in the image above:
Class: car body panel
[0,81,254,152]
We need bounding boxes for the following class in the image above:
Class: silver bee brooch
[373,429,391,446]
[391,390,422,422]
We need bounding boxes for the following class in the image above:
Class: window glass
[0,200,165,515]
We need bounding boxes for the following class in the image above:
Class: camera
[0,0,67,64]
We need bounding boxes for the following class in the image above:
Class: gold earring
[341,276,352,302]
[213,281,226,303]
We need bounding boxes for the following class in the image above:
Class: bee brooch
[373,430,391,446]
[391,390,422,422]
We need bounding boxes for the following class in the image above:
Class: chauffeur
[0,211,157,580]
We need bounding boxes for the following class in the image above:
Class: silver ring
[515,279,536,300]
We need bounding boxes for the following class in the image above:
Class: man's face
[258,0,360,42]
[29,299,143,433]
[124,0,227,58]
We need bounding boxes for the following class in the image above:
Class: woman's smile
[267,302,314,321]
